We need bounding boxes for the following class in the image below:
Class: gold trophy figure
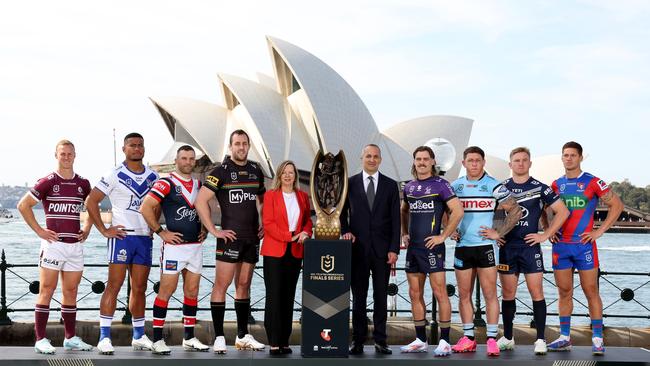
[309,150,348,240]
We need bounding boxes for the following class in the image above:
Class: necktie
[366,176,375,209]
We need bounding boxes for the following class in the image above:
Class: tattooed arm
[479,196,522,242]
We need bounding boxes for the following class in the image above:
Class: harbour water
[1,209,648,327]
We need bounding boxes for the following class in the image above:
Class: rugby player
[547,141,623,355]
[495,147,569,355]
[86,133,159,354]
[195,129,266,353]
[140,145,209,354]
[399,146,464,357]
[450,146,522,357]
[17,139,93,354]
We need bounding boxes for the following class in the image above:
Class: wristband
[155,226,164,234]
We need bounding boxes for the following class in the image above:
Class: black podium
[301,239,351,358]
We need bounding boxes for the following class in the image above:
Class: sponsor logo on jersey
[597,179,608,191]
[320,329,332,341]
[497,264,509,271]
[99,177,109,187]
[454,257,463,268]
[205,175,219,188]
[165,260,178,271]
[127,196,144,212]
[42,257,60,266]
[175,207,198,222]
[409,199,435,211]
[562,195,587,209]
[47,202,83,213]
[517,206,530,226]
[117,248,128,262]
[460,198,495,211]
[229,189,256,204]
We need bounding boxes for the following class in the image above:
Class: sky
[1,0,649,187]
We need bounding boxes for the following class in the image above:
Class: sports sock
[439,320,451,343]
[61,304,77,339]
[210,301,226,337]
[414,319,427,342]
[183,296,198,340]
[234,298,250,338]
[34,304,50,341]
[532,299,547,340]
[591,318,603,339]
[462,323,475,340]
[486,324,498,340]
[132,317,145,340]
[559,316,571,337]
[153,297,168,342]
[99,314,113,340]
[501,299,516,340]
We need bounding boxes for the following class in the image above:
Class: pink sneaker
[452,336,477,353]
[486,338,500,357]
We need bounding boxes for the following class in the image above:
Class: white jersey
[95,163,159,235]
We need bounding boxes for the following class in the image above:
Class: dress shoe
[269,348,283,356]
[374,343,392,354]
[349,343,364,355]
[281,347,293,354]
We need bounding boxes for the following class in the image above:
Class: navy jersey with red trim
[148,173,202,243]
[403,176,456,247]
[503,177,559,247]
[203,157,266,239]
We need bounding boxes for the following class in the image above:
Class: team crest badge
[321,255,334,273]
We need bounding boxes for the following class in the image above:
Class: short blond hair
[55,139,75,150]
[509,146,530,159]
[272,160,299,191]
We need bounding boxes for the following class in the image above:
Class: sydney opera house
[149,36,562,184]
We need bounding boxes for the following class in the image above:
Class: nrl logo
[321,255,334,273]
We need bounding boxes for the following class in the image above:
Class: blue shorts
[498,245,544,274]
[405,245,445,273]
[552,242,599,271]
[107,236,153,266]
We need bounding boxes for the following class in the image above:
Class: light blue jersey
[451,173,512,247]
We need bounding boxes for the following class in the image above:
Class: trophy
[309,150,348,240]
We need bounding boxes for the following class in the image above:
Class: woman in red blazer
[261,160,313,355]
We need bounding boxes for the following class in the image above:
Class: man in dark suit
[341,144,401,355]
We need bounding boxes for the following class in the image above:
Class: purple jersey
[148,173,202,243]
[29,172,91,243]
[403,176,456,248]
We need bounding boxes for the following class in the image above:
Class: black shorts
[215,238,259,264]
[453,245,495,270]
[498,244,544,274]
[405,245,445,273]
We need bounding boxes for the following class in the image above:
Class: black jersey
[148,173,202,243]
[204,157,266,239]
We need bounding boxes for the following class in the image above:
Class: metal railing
[1,249,649,342]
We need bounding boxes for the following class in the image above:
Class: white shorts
[39,240,84,272]
[160,243,203,274]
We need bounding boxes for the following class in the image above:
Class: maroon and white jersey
[29,172,91,243]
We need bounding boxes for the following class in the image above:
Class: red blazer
[261,189,313,259]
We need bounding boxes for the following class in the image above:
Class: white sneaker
[534,339,547,355]
[97,338,114,355]
[132,334,153,351]
[151,339,171,355]
[400,338,428,353]
[183,337,210,352]
[433,339,452,357]
[213,336,227,354]
[496,336,515,351]
[235,334,265,351]
[35,338,56,354]
[63,336,93,351]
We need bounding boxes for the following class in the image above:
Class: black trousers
[263,245,302,347]
[351,249,390,344]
